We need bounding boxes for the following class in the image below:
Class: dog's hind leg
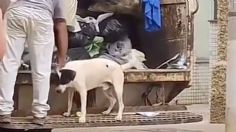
[63,88,75,117]
[102,88,117,115]
[113,79,124,121]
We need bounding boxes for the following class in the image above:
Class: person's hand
[54,20,68,69]
[57,56,66,69]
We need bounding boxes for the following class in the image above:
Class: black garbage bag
[80,22,98,37]
[68,32,91,48]
[68,22,98,48]
[67,47,91,61]
[99,18,127,43]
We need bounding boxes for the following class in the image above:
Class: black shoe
[0,114,11,124]
[32,117,47,126]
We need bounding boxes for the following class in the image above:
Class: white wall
[193,0,214,58]
[226,16,236,132]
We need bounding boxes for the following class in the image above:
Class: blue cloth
[143,0,162,32]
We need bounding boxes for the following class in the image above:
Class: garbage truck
[0,0,200,130]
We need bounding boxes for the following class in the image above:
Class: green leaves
[85,36,107,58]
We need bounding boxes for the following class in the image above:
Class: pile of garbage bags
[20,12,147,70]
[66,13,147,69]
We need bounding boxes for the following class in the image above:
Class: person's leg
[27,17,54,124]
[0,9,26,123]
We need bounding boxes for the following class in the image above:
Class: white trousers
[0,7,54,118]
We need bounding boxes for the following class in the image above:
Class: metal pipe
[186,0,199,16]
[191,0,199,15]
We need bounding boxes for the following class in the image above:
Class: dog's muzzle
[55,85,66,94]
[56,89,63,94]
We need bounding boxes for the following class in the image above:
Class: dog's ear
[59,69,76,85]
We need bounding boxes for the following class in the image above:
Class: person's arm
[54,19,68,68]
[0,9,6,60]
[53,0,68,68]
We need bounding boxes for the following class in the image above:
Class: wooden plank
[161,0,186,5]
[18,69,190,74]
[125,70,190,82]
[125,69,190,73]
[16,69,190,85]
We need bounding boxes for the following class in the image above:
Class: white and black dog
[56,58,125,123]
[55,49,146,123]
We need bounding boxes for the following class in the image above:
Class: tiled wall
[173,21,217,105]
[173,59,210,104]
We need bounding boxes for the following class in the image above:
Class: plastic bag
[67,47,91,60]
[68,22,97,48]
[99,36,132,64]
[68,32,91,48]
[106,35,132,57]
[80,22,98,37]
[99,18,127,43]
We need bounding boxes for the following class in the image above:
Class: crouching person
[0,0,68,125]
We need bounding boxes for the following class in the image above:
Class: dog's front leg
[63,88,75,117]
[77,89,87,123]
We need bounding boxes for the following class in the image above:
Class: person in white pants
[0,0,68,125]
